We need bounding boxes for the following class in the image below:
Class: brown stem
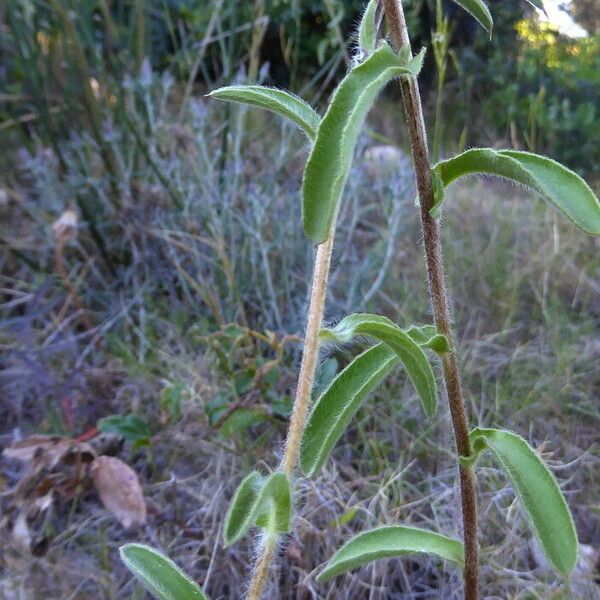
[245,235,335,599]
[382,1,478,598]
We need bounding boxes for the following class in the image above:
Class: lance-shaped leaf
[433,148,600,236]
[301,325,447,477]
[120,543,209,600]
[302,44,425,243]
[301,343,397,477]
[319,313,438,417]
[223,470,292,546]
[358,0,378,54]
[523,0,547,15]
[318,525,464,582]
[469,428,578,575]
[451,0,493,33]
[208,85,321,141]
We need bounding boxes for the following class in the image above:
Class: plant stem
[246,534,278,600]
[245,234,335,599]
[382,1,479,599]
[281,235,334,475]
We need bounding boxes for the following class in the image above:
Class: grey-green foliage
[223,470,292,546]
[120,544,209,600]
[451,0,493,33]
[301,324,448,477]
[432,148,600,235]
[358,0,378,55]
[318,525,464,582]
[208,86,321,141]
[301,343,397,477]
[302,44,425,243]
[467,428,578,575]
[319,313,440,417]
[405,324,451,353]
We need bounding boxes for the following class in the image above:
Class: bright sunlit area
[539,0,588,36]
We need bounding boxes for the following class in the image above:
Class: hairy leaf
[301,324,447,477]
[302,44,425,243]
[318,525,464,581]
[320,313,438,416]
[469,428,578,575]
[223,470,291,546]
[208,85,321,140]
[300,343,398,477]
[120,543,209,600]
[358,0,378,54]
[405,324,451,353]
[433,149,600,235]
[451,0,493,33]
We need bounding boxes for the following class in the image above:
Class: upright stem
[382,1,479,599]
[246,534,278,600]
[246,235,335,600]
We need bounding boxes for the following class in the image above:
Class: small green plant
[119,1,600,599]
[97,414,151,450]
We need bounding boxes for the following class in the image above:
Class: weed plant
[118,1,600,599]
[1,1,600,600]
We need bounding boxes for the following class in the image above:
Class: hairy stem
[281,236,334,475]
[246,534,278,600]
[245,234,335,599]
[382,1,479,598]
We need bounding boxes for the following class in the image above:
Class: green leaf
[208,85,321,141]
[160,382,184,422]
[301,323,447,477]
[223,470,292,546]
[317,525,464,582]
[319,313,438,417]
[120,543,209,600]
[469,428,578,575]
[451,0,493,33]
[97,414,150,445]
[433,148,600,236]
[523,0,547,15]
[219,408,268,437]
[300,343,398,477]
[405,324,451,353]
[358,0,378,54]
[302,44,425,243]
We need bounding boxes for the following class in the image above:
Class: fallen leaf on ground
[90,456,146,528]
[3,434,96,468]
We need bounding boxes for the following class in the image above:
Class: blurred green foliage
[456,3,599,178]
[1,0,598,177]
[197,324,297,439]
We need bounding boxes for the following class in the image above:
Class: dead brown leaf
[90,456,146,528]
[2,434,99,554]
[3,434,96,469]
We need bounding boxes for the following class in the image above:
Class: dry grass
[1,99,599,599]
